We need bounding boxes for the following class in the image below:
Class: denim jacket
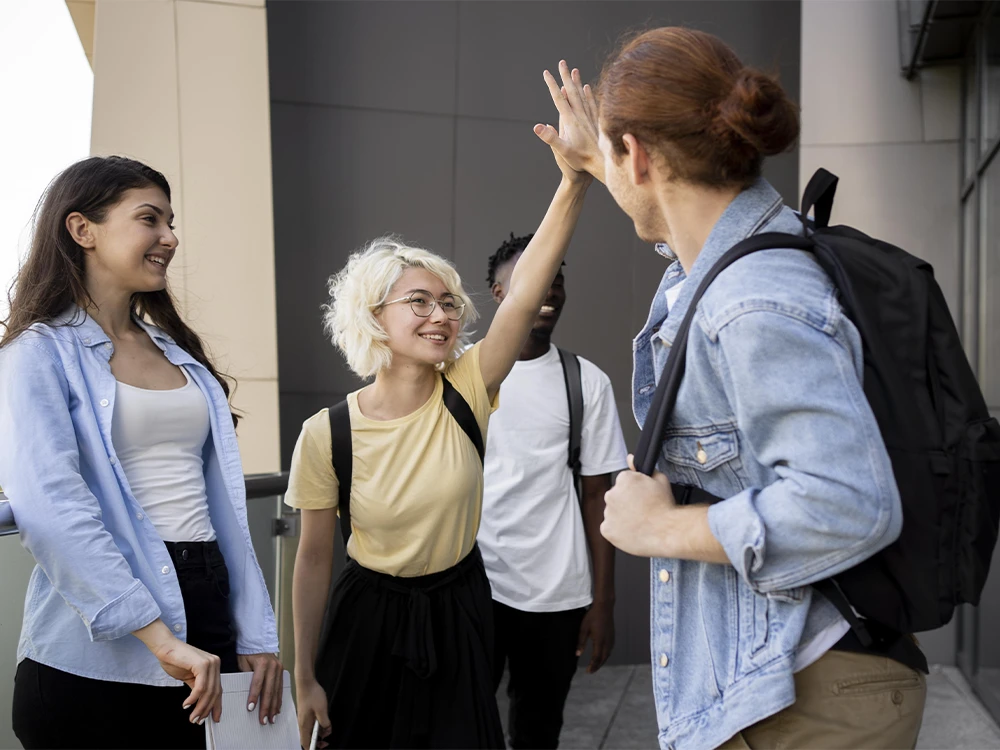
[0,308,278,686]
[633,179,902,749]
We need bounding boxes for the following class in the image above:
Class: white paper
[205,670,300,750]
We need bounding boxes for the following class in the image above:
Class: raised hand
[534,60,604,184]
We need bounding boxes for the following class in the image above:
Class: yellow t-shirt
[284,343,499,577]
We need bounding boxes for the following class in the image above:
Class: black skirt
[315,544,505,749]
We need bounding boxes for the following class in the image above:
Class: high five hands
[535,61,604,185]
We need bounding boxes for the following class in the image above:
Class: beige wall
[800,0,962,664]
[89,0,280,473]
[800,0,962,311]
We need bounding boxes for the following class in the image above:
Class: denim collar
[656,178,784,346]
[53,305,177,354]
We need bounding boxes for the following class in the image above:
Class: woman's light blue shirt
[0,308,278,686]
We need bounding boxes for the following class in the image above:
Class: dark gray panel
[453,117,637,400]
[762,151,800,211]
[611,552,651,667]
[267,0,459,115]
[271,103,456,396]
[457,1,801,122]
[270,0,804,666]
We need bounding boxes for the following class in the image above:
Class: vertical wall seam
[449,0,460,262]
[173,0,189,314]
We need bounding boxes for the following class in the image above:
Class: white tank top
[111,369,216,542]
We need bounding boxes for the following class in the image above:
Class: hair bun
[714,68,799,157]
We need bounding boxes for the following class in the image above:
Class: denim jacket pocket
[661,424,743,489]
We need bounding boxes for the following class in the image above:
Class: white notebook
[205,670,300,750]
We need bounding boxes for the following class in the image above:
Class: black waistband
[830,625,929,674]
[349,544,483,594]
[163,539,225,568]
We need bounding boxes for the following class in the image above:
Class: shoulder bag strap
[442,375,485,463]
[557,347,585,501]
[328,400,353,547]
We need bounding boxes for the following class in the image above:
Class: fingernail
[191,716,200,724]
[183,704,193,710]
[247,702,255,711]
[198,717,206,726]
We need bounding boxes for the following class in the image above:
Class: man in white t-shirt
[480,233,629,749]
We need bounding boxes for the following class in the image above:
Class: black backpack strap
[814,578,874,648]
[557,347,584,501]
[442,375,485,463]
[800,168,839,233]
[328,400,353,547]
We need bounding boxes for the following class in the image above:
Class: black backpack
[635,168,1000,643]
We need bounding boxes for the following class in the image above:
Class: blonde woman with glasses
[288,66,594,750]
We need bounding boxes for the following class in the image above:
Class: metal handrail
[0,472,290,539]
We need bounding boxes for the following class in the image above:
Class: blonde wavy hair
[323,236,479,378]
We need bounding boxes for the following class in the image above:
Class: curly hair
[323,236,479,378]
[486,232,534,287]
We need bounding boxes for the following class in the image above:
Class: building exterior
[0,2,998,745]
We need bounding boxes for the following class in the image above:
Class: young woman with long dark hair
[0,156,283,749]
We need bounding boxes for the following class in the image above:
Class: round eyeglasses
[380,290,466,321]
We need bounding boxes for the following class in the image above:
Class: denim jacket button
[173,623,182,633]
[659,569,670,583]
[161,566,170,575]
[659,653,669,668]
[696,446,708,465]
[135,512,143,521]
[99,399,109,407]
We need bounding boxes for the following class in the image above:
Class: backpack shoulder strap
[328,400,353,547]
[442,375,485,463]
[557,347,584,501]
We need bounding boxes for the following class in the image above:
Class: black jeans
[12,540,239,750]
[492,600,587,750]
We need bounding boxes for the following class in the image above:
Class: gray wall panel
[271,102,456,400]
[269,0,459,114]
[456,1,800,123]
[269,0,802,666]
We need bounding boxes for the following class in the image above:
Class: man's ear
[65,212,97,249]
[622,133,651,187]
[491,281,505,304]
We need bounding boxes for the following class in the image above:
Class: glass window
[982,8,1000,157]
[966,41,981,179]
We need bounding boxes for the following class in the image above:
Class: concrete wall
[800,0,963,665]
[268,0,801,666]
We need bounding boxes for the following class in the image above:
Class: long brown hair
[599,27,799,188]
[1,156,238,426]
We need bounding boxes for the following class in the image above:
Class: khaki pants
[717,649,927,750]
